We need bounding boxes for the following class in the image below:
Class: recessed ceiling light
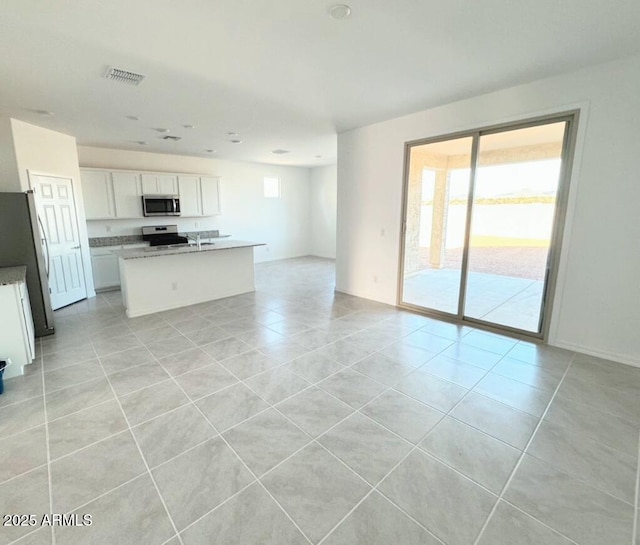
[161,135,182,141]
[229,139,243,144]
[134,140,148,145]
[183,124,195,129]
[227,131,238,136]
[33,109,54,116]
[205,149,216,153]
[315,155,322,158]
[154,128,170,133]
[272,149,289,155]
[126,115,140,121]
[329,4,351,19]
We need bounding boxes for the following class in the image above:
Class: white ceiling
[1,0,639,167]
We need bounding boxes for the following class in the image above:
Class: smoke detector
[161,135,182,141]
[272,149,289,155]
[329,4,351,19]
[104,67,146,86]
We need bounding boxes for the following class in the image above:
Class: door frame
[27,170,89,308]
[397,110,580,341]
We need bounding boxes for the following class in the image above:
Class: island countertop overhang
[113,240,266,260]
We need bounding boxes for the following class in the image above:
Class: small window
[264,176,281,198]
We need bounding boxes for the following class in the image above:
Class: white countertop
[0,265,27,285]
[112,240,265,260]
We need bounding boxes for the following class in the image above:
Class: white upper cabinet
[141,173,178,195]
[159,175,178,194]
[81,169,142,219]
[81,170,115,219]
[179,175,221,217]
[178,175,201,217]
[112,172,142,218]
[82,169,219,219]
[201,176,221,216]
[140,173,156,194]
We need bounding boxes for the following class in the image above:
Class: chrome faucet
[187,232,202,249]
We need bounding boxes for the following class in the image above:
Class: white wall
[337,54,640,367]
[77,147,312,263]
[0,118,20,191]
[310,165,337,259]
[6,119,96,297]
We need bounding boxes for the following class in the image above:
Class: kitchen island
[113,240,265,318]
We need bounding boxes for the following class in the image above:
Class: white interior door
[31,174,87,309]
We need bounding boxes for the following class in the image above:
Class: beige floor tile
[378,449,497,545]
[262,443,370,544]
[152,437,253,531]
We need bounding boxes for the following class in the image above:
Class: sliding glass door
[399,114,576,337]
[401,136,473,314]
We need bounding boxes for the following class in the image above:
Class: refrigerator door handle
[37,215,50,279]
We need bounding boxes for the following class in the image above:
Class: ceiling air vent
[104,67,145,86]
[161,135,182,141]
[272,149,289,154]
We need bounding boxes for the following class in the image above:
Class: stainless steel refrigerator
[0,191,55,337]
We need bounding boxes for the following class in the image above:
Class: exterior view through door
[30,173,87,310]
[399,114,576,337]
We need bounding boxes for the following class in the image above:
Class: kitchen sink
[188,242,216,247]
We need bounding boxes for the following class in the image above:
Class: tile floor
[1,256,638,545]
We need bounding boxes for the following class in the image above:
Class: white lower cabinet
[90,245,147,291]
[91,251,121,291]
[0,280,35,379]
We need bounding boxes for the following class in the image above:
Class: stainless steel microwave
[141,195,181,216]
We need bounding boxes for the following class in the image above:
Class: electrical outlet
[106,225,112,233]
[171,281,178,291]
[194,222,199,228]
[265,246,269,252]
[373,275,378,283]
[380,228,386,237]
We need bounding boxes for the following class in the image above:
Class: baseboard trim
[336,287,640,369]
[550,340,640,368]
[334,286,395,306]
[124,288,255,318]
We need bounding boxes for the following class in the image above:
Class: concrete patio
[403,269,544,333]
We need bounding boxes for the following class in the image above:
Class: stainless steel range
[141,225,188,246]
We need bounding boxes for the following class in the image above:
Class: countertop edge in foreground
[0,265,27,285]
[113,241,266,260]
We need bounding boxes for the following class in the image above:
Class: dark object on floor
[0,359,7,394]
